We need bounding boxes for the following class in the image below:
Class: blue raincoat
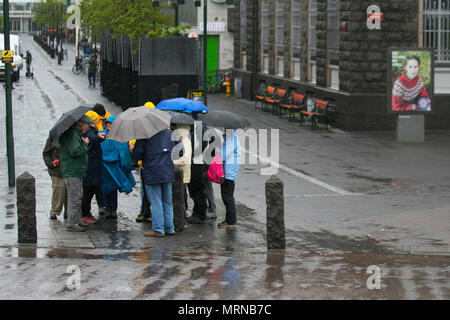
[101,116,136,195]
[222,130,241,181]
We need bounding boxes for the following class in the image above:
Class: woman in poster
[391,55,431,111]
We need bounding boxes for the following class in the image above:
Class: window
[291,0,301,80]
[240,0,247,69]
[261,0,270,73]
[424,0,450,63]
[275,0,284,76]
[308,0,317,83]
[309,0,317,59]
[327,0,340,62]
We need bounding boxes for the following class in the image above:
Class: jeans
[145,183,174,234]
[64,177,83,228]
[88,72,96,87]
[104,190,118,212]
[26,63,31,74]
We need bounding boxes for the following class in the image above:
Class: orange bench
[279,93,306,121]
[300,98,329,129]
[264,88,287,114]
[255,85,276,110]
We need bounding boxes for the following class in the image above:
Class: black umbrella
[168,111,194,125]
[197,111,250,129]
[49,105,92,142]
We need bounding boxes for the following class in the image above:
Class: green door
[203,35,219,91]
[207,35,219,73]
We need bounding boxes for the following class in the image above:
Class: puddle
[347,173,393,184]
[48,70,86,104]
[33,78,56,119]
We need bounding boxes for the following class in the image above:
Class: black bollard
[172,167,185,233]
[265,175,285,250]
[16,172,37,244]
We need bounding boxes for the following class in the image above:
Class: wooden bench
[279,93,306,121]
[255,85,276,110]
[300,98,329,129]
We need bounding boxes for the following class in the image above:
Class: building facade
[230,0,450,130]
[1,0,41,33]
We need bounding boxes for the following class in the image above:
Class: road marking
[249,194,364,198]
[244,149,360,196]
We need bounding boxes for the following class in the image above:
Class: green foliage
[0,14,3,33]
[78,0,191,45]
[33,0,68,30]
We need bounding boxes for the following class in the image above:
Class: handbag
[207,154,225,184]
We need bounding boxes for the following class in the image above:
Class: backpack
[207,154,225,184]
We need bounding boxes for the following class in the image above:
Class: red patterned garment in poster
[391,74,430,111]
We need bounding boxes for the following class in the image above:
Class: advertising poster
[388,48,434,113]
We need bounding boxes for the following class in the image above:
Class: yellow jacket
[96,110,112,131]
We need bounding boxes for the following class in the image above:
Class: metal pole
[3,0,16,187]
[175,3,179,27]
[203,0,207,106]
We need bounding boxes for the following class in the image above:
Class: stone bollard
[16,172,37,244]
[265,175,285,250]
[172,167,185,233]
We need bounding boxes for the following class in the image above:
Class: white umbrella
[106,106,171,143]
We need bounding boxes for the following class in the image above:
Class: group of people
[43,102,241,237]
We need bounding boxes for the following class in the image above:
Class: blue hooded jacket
[222,130,241,181]
[101,115,136,195]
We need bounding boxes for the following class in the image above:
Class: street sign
[1,50,14,63]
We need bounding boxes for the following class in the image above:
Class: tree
[78,0,190,45]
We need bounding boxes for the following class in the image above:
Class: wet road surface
[0,35,449,299]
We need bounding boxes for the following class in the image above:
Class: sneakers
[218,221,236,228]
[206,211,217,219]
[82,216,97,225]
[166,231,176,236]
[66,225,86,232]
[98,207,106,216]
[88,214,98,223]
[144,230,165,237]
[187,216,205,224]
[50,213,58,220]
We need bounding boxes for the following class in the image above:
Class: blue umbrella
[156,98,209,114]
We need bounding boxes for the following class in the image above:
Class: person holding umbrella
[198,111,249,227]
[100,115,136,219]
[59,115,93,232]
[81,111,106,224]
[131,128,181,237]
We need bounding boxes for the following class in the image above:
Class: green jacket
[59,126,89,178]
[88,55,97,74]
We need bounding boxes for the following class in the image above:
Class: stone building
[229,0,450,130]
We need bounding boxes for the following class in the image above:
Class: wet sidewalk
[1,35,449,257]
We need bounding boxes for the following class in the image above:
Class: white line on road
[244,149,360,196]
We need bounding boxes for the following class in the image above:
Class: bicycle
[72,56,84,74]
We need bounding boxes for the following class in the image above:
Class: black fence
[101,33,200,110]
